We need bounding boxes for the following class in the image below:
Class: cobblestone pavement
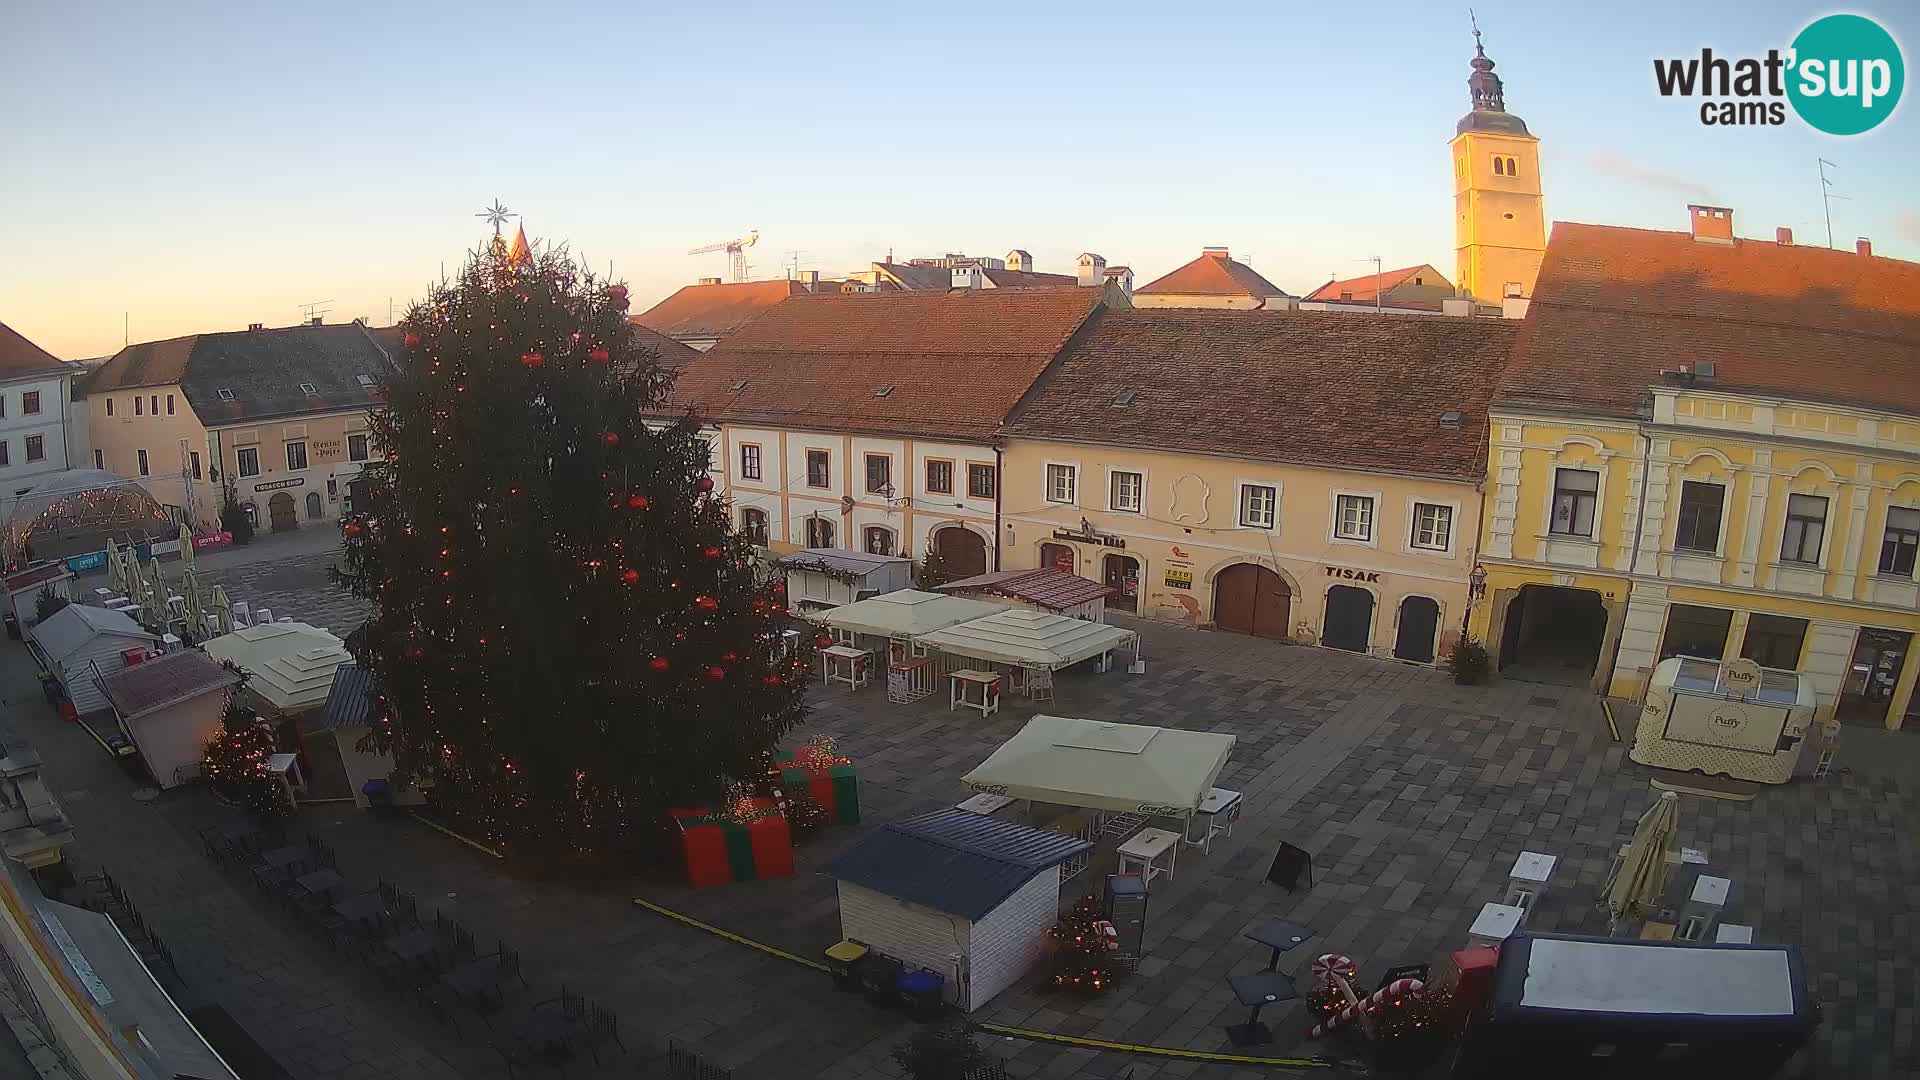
[10,541,1916,1078]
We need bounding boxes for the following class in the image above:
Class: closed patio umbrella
[177,522,195,572]
[182,568,209,641]
[210,585,234,636]
[105,537,124,593]
[1602,790,1680,935]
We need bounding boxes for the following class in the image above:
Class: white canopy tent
[820,589,1008,642]
[914,608,1138,672]
[961,715,1235,818]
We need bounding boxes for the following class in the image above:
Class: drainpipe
[1465,477,1487,636]
[992,444,1004,572]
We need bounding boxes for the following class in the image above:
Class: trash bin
[897,968,946,1021]
[856,952,903,1007]
[824,940,868,992]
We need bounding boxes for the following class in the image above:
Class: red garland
[521,352,545,368]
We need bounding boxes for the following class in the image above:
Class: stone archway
[932,525,988,578]
[1211,563,1292,639]
[268,492,297,532]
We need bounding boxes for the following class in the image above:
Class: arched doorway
[268,492,297,532]
[1212,564,1291,639]
[1103,554,1140,614]
[1039,542,1074,573]
[933,526,988,578]
[305,491,323,520]
[1499,584,1607,685]
[1394,596,1441,663]
[1323,585,1375,653]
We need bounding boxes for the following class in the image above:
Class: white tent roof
[29,604,158,665]
[203,621,352,713]
[914,607,1136,671]
[820,589,1008,640]
[961,715,1235,817]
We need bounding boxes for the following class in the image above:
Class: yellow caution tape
[631,897,1343,1070]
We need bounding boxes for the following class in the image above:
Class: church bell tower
[1450,25,1546,303]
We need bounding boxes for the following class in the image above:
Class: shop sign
[254,477,306,492]
[64,551,106,574]
[1720,657,1763,699]
[313,438,345,462]
[1662,695,1787,755]
[192,531,234,552]
[1052,527,1125,549]
[1136,802,1184,816]
[1325,566,1382,583]
[1165,568,1194,590]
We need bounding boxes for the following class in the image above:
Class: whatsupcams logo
[1653,13,1904,134]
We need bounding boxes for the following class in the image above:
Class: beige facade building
[1132,247,1292,310]
[82,322,395,530]
[1002,308,1518,663]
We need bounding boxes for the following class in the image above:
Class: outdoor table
[1116,827,1181,884]
[439,957,506,1005]
[1223,971,1298,1047]
[215,823,267,853]
[253,845,309,879]
[946,669,1001,717]
[1184,787,1243,852]
[820,645,871,690]
[1467,902,1525,949]
[1244,919,1314,972]
[331,892,387,927]
[955,792,1015,816]
[380,928,441,966]
[292,868,343,901]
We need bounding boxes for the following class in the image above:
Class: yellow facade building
[1468,208,1920,730]
[1002,308,1518,663]
[1451,30,1546,304]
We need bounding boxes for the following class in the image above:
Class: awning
[914,607,1135,671]
[960,715,1235,817]
[820,589,1008,640]
[937,568,1112,610]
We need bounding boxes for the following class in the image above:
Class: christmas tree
[332,234,815,855]
[1047,895,1121,993]
[202,671,289,818]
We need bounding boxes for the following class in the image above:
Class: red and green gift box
[669,800,795,888]
[776,753,860,826]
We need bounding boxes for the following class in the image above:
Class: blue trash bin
[897,968,946,1021]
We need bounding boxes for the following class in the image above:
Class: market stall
[827,808,1091,1011]
[963,714,1235,821]
[820,590,1009,702]
[28,604,163,715]
[97,650,241,789]
[775,548,912,613]
[1631,657,1817,784]
[937,568,1112,623]
[914,607,1138,700]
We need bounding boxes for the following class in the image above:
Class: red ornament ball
[720,651,739,664]
[704,666,727,682]
[342,521,363,539]
[589,347,610,362]
[696,476,715,493]
[622,569,641,585]
[647,656,670,673]
[694,595,719,612]
[815,632,833,649]
[628,494,650,510]
[403,332,420,348]
[762,673,783,688]
[602,432,621,447]
[702,545,722,559]
[521,352,545,368]
[771,581,786,594]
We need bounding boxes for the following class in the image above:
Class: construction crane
[688,230,759,283]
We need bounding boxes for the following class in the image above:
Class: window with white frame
[1239,484,1276,529]
[1046,464,1076,504]
[1334,494,1374,541]
[804,516,835,548]
[1780,494,1827,565]
[286,440,309,471]
[1411,502,1452,551]
[237,447,260,478]
[806,449,831,488]
[739,443,762,480]
[1550,468,1600,537]
[1673,480,1725,553]
[1109,470,1143,513]
[740,507,769,546]
[24,436,43,463]
[1883,507,1920,578]
[21,391,40,415]
[863,526,894,556]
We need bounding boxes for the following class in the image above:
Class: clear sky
[4,0,1915,358]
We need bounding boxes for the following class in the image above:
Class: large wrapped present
[669,799,794,887]
[777,739,860,825]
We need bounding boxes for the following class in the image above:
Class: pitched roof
[624,322,704,368]
[0,321,68,380]
[872,263,954,291]
[1136,250,1290,300]
[667,287,1107,441]
[98,650,239,720]
[202,621,353,713]
[1305,264,1447,302]
[827,808,1092,920]
[316,663,377,732]
[1499,222,1920,419]
[937,568,1112,609]
[29,604,159,664]
[3,563,71,595]
[87,324,396,425]
[980,268,1080,288]
[1005,308,1520,480]
[632,280,800,341]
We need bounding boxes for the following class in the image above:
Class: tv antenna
[1356,255,1384,311]
[1818,159,1849,249]
[298,299,334,323]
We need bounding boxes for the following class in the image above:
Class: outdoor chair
[379,879,399,907]
[493,1029,574,1079]
[580,1002,623,1064]
[393,891,420,929]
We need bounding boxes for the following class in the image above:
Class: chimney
[248,322,265,332]
[1441,297,1474,318]
[1201,246,1231,260]
[1776,226,1793,246]
[309,315,323,326]
[952,266,983,290]
[1856,238,1873,257]
[696,276,723,286]
[1688,204,1735,245]
[794,269,819,288]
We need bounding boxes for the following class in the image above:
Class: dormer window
[217,388,236,401]
[873,384,895,399]
[1113,391,1137,407]
[355,373,376,387]
[299,382,318,396]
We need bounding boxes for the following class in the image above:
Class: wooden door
[1394,596,1441,663]
[1103,554,1139,614]
[934,527,988,578]
[1213,564,1290,639]
[1323,585,1375,652]
[268,492,297,532]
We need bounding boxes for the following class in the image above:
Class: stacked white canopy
[203,621,352,714]
[819,589,1008,640]
[914,607,1136,672]
[961,715,1235,817]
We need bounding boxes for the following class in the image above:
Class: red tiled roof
[1136,250,1289,300]
[1305,264,1444,302]
[936,568,1113,609]
[625,322,704,367]
[1005,308,1520,481]
[1499,222,1920,419]
[666,288,1106,441]
[0,320,71,379]
[83,334,198,393]
[633,280,801,341]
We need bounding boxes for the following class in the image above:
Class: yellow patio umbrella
[182,568,209,641]
[177,522,195,573]
[105,537,124,593]
[210,585,234,636]
[1602,790,1680,935]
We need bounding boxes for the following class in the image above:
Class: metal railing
[0,936,75,1072]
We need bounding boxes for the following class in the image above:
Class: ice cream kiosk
[1631,657,1817,784]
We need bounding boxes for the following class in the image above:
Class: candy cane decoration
[1310,953,1357,986]
[1311,978,1427,1038]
